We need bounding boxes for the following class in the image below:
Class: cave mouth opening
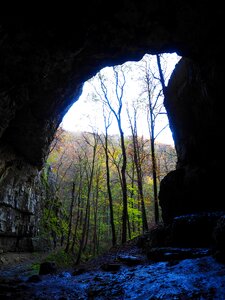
[61,52,181,147]
[44,52,180,260]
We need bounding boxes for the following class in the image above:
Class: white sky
[61,53,181,146]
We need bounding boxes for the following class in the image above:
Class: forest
[38,54,178,265]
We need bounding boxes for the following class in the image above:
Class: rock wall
[159,57,225,223]
[1,1,225,248]
[0,145,43,251]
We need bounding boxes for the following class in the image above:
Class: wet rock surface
[146,247,212,262]
[170,212,225,248]
[1,256,225,299]
[1,241,225,299]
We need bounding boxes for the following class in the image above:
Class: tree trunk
[151,137,159,224]
[147,80,159,224]
[76,135,97,264]
[120,127,128,243]
[104,132,117,246]
[127,108,149,233]
[65,181,76,253]
[93,170,99,256]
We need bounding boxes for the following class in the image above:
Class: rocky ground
[1,238,225,299]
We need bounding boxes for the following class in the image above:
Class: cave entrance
[62,53,180,147]
[45,53,180,261]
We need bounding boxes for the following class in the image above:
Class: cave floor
[1,242,225,300]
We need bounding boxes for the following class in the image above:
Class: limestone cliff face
[0,1,225,249]
[0,145,43,251]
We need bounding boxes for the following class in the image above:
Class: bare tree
[76,131,99,264]
[127,103,149,233]
[138,55,169,224]
[98,66,128,243]
[99,105,117,246]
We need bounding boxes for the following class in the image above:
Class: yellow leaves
[145,175,154,185]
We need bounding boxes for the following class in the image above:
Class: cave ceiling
[0,1,224,166]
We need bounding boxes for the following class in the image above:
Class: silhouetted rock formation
[1,1,225,250]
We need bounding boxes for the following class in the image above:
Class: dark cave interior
[1,2,225,298]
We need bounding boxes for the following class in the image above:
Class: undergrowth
[44,249,76,269]
[30,248,76,273]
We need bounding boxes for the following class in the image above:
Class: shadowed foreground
[1,239,225,299]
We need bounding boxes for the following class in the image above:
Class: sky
[61,53,181,146]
